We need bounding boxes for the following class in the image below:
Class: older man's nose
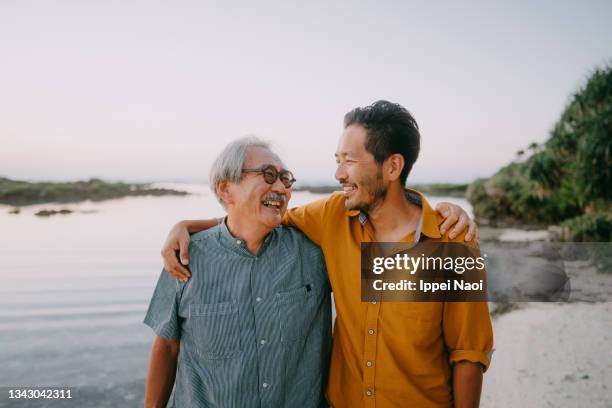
[271,176,288,192]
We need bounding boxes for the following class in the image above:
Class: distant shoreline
[0,177,189,206]
[294,183,468,197]
[1,177,469,206]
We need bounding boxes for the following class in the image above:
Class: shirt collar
[217,217,275,256]
[347,188,442,239]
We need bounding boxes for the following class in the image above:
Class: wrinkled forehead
[244,146,286,170]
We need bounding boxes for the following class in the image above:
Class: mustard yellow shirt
[283,190,493,408]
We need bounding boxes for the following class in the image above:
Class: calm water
[0,186,470,406]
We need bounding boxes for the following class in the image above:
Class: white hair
[209,136,281,207]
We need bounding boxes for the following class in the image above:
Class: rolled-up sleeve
[144,269,184,340]
[443,301,494,372]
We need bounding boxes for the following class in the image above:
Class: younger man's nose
[335,165,347,182]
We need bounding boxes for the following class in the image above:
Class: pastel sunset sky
[1,0,611,184]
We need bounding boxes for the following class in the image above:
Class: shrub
[560,212,612,242]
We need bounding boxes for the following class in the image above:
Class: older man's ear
[216,181,232,206]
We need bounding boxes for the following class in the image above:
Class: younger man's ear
[385,153,405,182]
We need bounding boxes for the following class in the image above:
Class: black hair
[344,100,420,186]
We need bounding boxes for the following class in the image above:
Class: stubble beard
[352,167,387,214]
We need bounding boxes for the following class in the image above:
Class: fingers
[436,203,459,236]
[169,255,192,282]
[162,247,191,282]
[178,237,190,266]
[160,221,192,282]
[464,218,479,242]
[448,212,468,240]
[437,202,478,241]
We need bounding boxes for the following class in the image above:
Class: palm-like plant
[468,62,612,229]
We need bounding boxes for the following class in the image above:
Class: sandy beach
[482,301,612,407]
[480,227,612,407]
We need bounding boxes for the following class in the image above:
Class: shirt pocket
[189,301,241,359]
[386,303,443,348]
[276,285,315,344]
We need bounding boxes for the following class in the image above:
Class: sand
[475,226,612,406]
[482,301,612,407]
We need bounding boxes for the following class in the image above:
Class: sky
[1,0,611,185]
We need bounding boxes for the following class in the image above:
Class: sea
[0,184,470,407]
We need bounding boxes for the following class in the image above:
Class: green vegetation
[467,63,612,243]
[560,213,612,242]
[0,178,188,206]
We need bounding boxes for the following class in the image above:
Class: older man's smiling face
[226,146,292,231]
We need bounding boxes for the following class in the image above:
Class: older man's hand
[435,202,479,241]
[161,221,192,282]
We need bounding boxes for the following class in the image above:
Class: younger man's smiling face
[335,124,388,213]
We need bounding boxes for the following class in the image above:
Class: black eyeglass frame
[241,164,296,188]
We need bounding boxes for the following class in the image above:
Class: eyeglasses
[241,164,296,188]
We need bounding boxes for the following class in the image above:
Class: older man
[161,101,493,407]
[144,137,331,408]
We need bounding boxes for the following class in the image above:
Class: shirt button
[371,299,377,305]
[256,297,262,302]
[236,239,242,245]
[368,329,375,335]
[260,339,266,345]
[262,382,269,388]
[366,388,373,396]
[366,360,373,367]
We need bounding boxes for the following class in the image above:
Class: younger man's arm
[160,201,476,281]
[161,218,221,281]
[144,336,180,408]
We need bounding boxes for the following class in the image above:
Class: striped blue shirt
[144,221,332,407]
